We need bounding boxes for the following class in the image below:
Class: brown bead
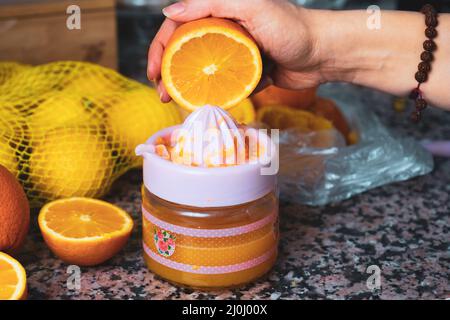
[423,39,436,52]
[415,71,428,83]
[410,111,421,123]
[418,61,431,73]
[421,4,436,15]
[425,13,438,28]
[420,51,433,62]
[409,88,420,100]
[416,98,428,110]
[425,27,437,39]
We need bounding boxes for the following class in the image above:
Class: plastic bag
[278,83,434,206]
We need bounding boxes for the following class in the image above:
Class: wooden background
[0,0,118,69]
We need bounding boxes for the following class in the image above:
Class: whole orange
[251,85,317,110]
[0,164,30,254]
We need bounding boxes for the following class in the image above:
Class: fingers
[162,0,248,22]
[148,18,180,102]
[147,18,180,82]
[252,53,275,94]
[271,66,318,90]
[148,0,245,84]
[156,80,172,103]
[149,0,258,103]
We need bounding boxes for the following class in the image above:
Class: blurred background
[0,0,449,83]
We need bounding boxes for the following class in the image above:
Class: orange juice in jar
[136,106,278,289]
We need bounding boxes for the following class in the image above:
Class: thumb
[162,0,250,22]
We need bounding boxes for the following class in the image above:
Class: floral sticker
[154,228,176,257]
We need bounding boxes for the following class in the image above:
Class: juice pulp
[142,186,279,289]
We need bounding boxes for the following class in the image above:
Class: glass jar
[142,186,278,289]
[137,125,278,289]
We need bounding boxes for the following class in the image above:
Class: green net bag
[0,61,182,208]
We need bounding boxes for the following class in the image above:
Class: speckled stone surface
[20,85,449,300]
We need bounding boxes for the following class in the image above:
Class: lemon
[30,126,113,200]
[0,62,30,86]
[228,98,256,124]
[0,63,75,101]
[0,136,17,176]
[0,116,20,176]
[64,74,118,94]
[180,98,255,124]
[27,93,91,132]
[107,87,182,166]
[63,65,137,95]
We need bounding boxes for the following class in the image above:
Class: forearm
[308,9,450,109]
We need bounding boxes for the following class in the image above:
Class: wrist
[307,9,424,95]
[305,9,362,84]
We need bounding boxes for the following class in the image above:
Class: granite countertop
[19,86,449,300]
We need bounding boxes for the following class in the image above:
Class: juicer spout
[135,143,155,159]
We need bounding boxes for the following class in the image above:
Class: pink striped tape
[143,242,276,274]
[142,206,276,238]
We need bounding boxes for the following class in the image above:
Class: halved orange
[308,97,351,141]
[0,252,27,300]
[38,197,134,266]
[161,18,262,111]
[256,105,334,131]
[251,85,318,110]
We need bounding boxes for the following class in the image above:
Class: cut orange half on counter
[161,17,262,111]
[0,252,27,300]
[38,197,134,266]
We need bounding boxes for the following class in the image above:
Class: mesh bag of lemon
[0,61,184,208]
[0,61,257,208]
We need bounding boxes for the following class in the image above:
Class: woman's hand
[148,0,450,109]
[147,0,326,102]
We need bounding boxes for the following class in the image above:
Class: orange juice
[142,187,278,289]
[136,106,278,289]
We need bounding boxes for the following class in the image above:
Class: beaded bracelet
[409,4,439,122]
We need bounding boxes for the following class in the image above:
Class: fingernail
[147,69,153,81]
[147,60,157,81]
[162,1,185,17]
[157,82,164,100]
[157,87,163,100]
[148,74,157,82]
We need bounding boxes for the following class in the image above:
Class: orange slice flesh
[41,200,128,238]
[162,18,262,111]
[38,198,133,266]
[0,252,27,300]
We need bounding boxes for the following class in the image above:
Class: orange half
[161,18,262,111]
[0,252,27,300]
[38,197,134,266]
[257,105,334,131]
